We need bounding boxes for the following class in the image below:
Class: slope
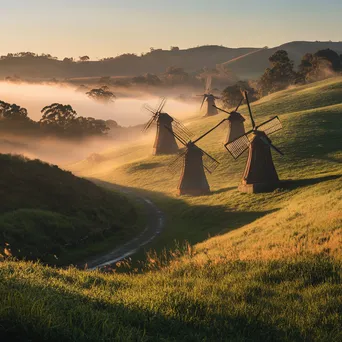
[69,76,342,254]
[1,77,342,341]
[0,154,141,265]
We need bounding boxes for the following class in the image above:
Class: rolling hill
[0,154,140,265]
[220,41,342,79]
[1,77,342,341]
[2,41,342,81]
[0,46,258,79]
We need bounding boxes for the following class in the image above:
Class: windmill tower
[198,76,220,117]
[143,98,192,155]
[225,91,284,193]
[212,98,246,144]
[167,125,220,196]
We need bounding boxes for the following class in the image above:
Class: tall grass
[1,255,341,341]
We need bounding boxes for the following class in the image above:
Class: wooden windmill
[143,98,192,155]
[212,98,246,144]
[198,76,220,117]
[166,125,220,196]
[225,91,284,193]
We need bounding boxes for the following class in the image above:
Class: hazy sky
[1,0,341,59]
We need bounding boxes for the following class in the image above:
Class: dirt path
[84,182,165,270]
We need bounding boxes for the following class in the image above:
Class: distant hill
[0,46,258,79]
[1,41,342,81]
[0,154,138,264]
[220,41,342,79]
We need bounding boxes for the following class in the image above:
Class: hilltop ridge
[2,41,342,80]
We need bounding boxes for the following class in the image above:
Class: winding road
[83,181,165,270]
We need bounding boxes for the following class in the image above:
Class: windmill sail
[201,149,220,174]
[168,150,186,175]
[257,116,282,136]
[225,132,253,159]
[143,115,157,131]
[172,118,193,142]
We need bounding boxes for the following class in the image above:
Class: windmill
[225,91,284,193]
[143,98,192,155]
[167,124,220,196]
[212,98,246,144]
[198,76,220,117]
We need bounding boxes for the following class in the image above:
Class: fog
[0,82,198,127]
[0,82,199,165]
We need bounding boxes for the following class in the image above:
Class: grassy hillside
[0,154,140,265]
[1,77,342,341]
[70,76,342,255]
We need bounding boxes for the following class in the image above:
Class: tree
[164,66,189,84]
[298,49,341,83]
[40,103,77,131]
[63,57,74,63]
[99,76,112,85]
[67,117,109,136]
[0,101,29,121]
[79,56,90,62]
[258,50,296,96]
[221,81,256,108]
[132,73,161,86]
[314,49,340,70]
[86,87,116,103]
[170,46,180,51]
[5,75,21,83]
[105,119,119,130]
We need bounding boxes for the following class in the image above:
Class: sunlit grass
[2,77,342,341]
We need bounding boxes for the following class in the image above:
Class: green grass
[1,77,342,341]
[1,256,342,341]
[70,76,342,256]
[0,154,142,265]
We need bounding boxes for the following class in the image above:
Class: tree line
[221,48,342,107]
[0,101,114,138]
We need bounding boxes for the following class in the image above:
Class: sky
[1,0,342,59]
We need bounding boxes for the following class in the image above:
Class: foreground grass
[1,255,341,341]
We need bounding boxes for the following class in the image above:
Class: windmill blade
[157,97,167,113]
[193,119,226,144]
[142,103,156,115]
[256,116,282,136]
[164,125,188,146]
[142,115,157,132]
[243,91,256,129]
[168,150,186,175]
[213,105,231,115]
[200,95,206,109]
[200,148,220,174]
[269,143,284,156]
[172,119,194,142]
[206,76,212,93]
[224,130,253,159]
[259,136,284,156]
[235,97,244,112]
